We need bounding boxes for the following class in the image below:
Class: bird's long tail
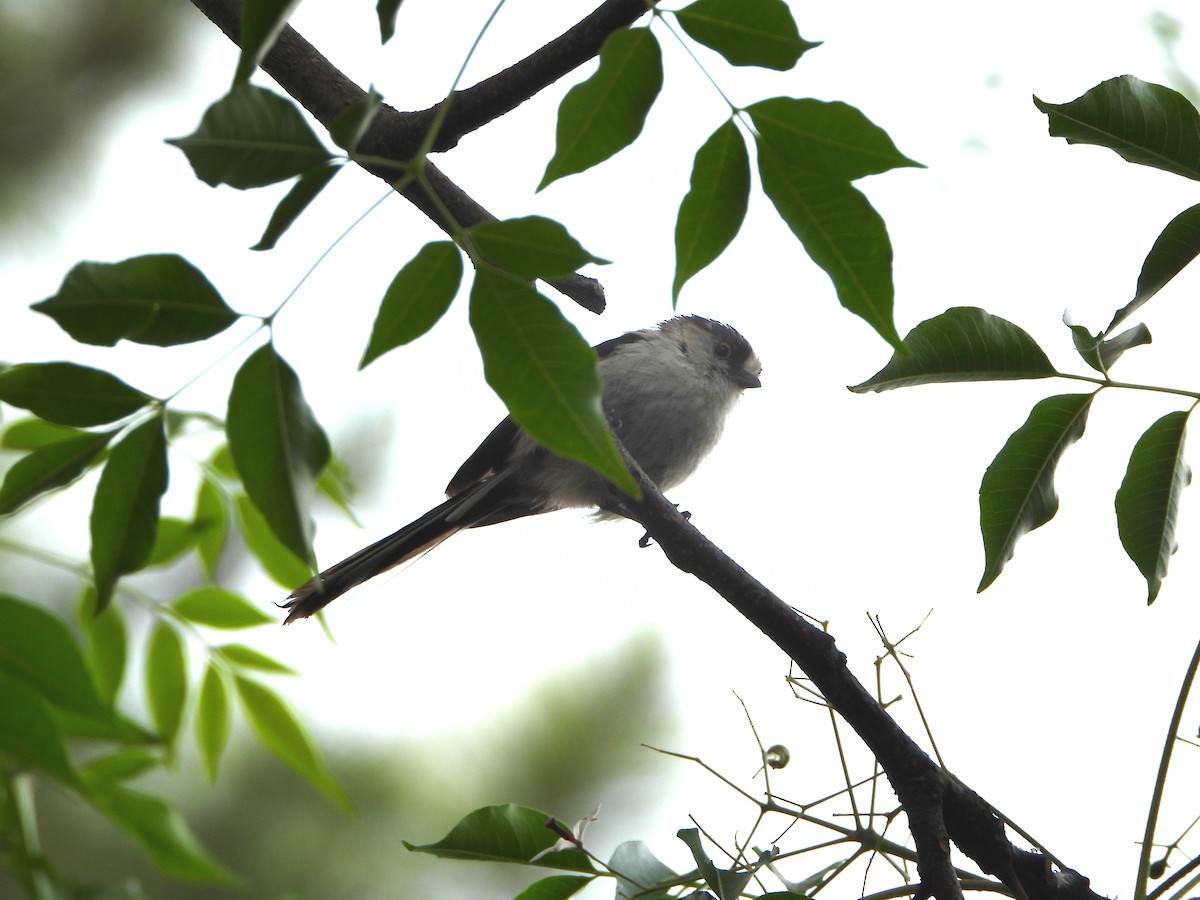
[282,476,513,623]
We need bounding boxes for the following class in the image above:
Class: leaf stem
[1055,371,1200,401]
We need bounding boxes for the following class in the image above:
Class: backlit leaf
[0,429,114,515]
[173,587,274,629]
[145,621,188,746]
[0,363,152,427]
[403,804,596,872]
[252,161,342,251]
[0,675,81,788]
[675,0,817,69]
[196,664,231,781]
[360,241,463,369]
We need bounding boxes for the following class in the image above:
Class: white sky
[5,1,1200,897]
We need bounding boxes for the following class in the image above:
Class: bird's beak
[737,370,762,389]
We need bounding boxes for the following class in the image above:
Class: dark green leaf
[0,675,81,788]
[32,255,239,347]
[850,307,1057,392]
[0,429,114,515]
[539,28,662,189]
[173,586,275,629]
[196,664,231,781]
[147,516,196,567]
[676,0,818,69]
[194,476,229,579]
[216,643,296,675]
[0,594,111,719]
[673,119,750,302]
[233,492,313,589]
[377,0,402,42]
[167,84,332,189]
[251,162,342,251]
[90,416,169,609]
[469,269,636,495]
[1065,316,1105,373]
[78,589,127,704]
[468,216,608,280]
[145,621,187,745]
[1116,411,1191,603]
[1033,76,1200,180]
[329,88,383,153]
[1,418,84,450]
[978,393,1097,591]
[360,241,463,369]
[1111,203,1200,330]
[609,840,677,900]
[514,875,595,900]
[403,804,596,872]
[236,0,304,84]
[91,784,233,882]
[83,748,161,785]
[677,827,766,899]
[227,344,330,564]
[0,363,152,427]
[757,145,902,349]
[748,96,923,180]
[1101,323,1153,369]
[235,676,351,809]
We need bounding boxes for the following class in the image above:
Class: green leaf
[1034,76,1200,180]
[173,586,275,629]
[748,96,924,180]
[235,676,351,809]
[216,643,296,675]
[850,307,1057,392]
[678,827,760,898]
[196,664,231,781]
[1101,323,1153,369]
[1,418,84,450]
[32,255,239,347]
[147,516,196,567]
[1116,411,1191,603]
[514,874,595,900]
[227,344,330,565]
[0,675,81,788]
[0,363,152,427]
[0,429,114,515]
[609,841,677,900]
[1065,313,1152,373]
[469,216,608,281]
[78,589,128,704]
[673,119,750,302]
[82,748,161,785]
[329,87,383,153]
[360,241,463,369]
[1110,203,1200,330]
[233,492,313,589]
[317,454,359,522]
[91,784,233,882]
[675,0,818,70]
[194,476,229,579]
[0,594,112,720]
[235,0,304,84]
[90,416,169,609]
[757,145,902,349]
[145,621,188,746]
[469,268,636,495]
[377,0,402,42]
[167,84,332,189]
[403,804,596,872]
[251,161,342,251]
[978,393,1097,591]
[539,27,662,190]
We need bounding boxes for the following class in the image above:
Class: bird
[283,315,761,622]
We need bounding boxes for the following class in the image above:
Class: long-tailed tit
[284,315,761,622]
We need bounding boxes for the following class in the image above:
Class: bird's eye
[714,341,731,359]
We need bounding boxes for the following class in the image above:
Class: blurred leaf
[173,586,275,629]
[83,748,161,785]
[235,676,351,809]
[329,87,382,153]
[78,589,127,704]
[678,828,773,898]
[403,804,596,872]
[317,454,358,522]
[0,675,81,788]
[514,875,595,899]
[469,268,636,495]
[1034,76,1200,180]
[1,418,84,450]
[145,621,187,746]
[32,255,239,346]
[377,0,402,42]
[673,119,750,302]
[227,344,330,564]
[360,241,463,369]
[251,161,342,251]
[147,516,196,567]
[196,664,231,781]
[0,429,114,515]
[850,307,1056,392]
[0,362,152,427]
[0,593,111,719]
[233,492,313,589]
[168,84,332,189]
[756,144,901,349]
[1111,202,1200,330]
[236,0,304,84]
[675,0,817,69]
[194,476,230,578]
[539,27,662,189]
[90,416,169,609]
[1116,410,1191,603]
[216,643,296,675]
[91,784,233,882]
[468,216,608,280]
[609,840,677,900]
[978,393,1096,591]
